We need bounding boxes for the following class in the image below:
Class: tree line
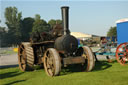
[0,6,117,47]
[107,26,117,37]
[0,7,62,47]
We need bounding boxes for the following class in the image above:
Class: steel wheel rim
[46,51,55,76]
[82,46,95,71]
[18,45,26,71]
[116,42,128,65]
[44,48,61,77]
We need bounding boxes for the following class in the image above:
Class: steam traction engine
[18,6,95,76]
[116,18,128,65]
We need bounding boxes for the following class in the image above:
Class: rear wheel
[116,42,128,65]
[43,48,61,77]
[18,42,35,71]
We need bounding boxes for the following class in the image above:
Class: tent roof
[71,32,92,38]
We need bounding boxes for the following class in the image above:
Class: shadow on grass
[93,61,113,71]
[60,64,89,75]
[0,64,18,69]
[4,80,26,85]
[0,71,24,79]
[60,61,115,76]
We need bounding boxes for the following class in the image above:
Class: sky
[0,0,128,36]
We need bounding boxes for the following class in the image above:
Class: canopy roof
[116,18,128,23]
[71,32,92,38]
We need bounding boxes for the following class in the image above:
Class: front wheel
[43,48,61,77]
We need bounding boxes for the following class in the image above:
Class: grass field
[0,61,128,85]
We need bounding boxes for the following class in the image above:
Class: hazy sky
[0,0,128,36]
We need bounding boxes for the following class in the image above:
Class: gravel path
[0,53,18,68]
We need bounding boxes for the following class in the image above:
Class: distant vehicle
[116,18,128,65]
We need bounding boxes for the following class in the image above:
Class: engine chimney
[61,6,70,35]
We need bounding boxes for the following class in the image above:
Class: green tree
[48,19,56,27]
[48,19,62,28]
[0,26,8,47]
[32,14,50,33]
[56,19,62,24]
[0,27,6,33]
[107,26,117,37]
[0,20,6,33]
[4,6,22,45]
[22,17,35,41]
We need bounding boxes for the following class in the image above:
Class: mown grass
[0,61,128,85]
